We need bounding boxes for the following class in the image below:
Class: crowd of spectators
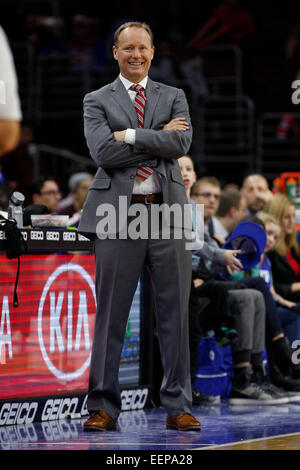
[178,155,300,405]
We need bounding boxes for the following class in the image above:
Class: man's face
[113,27,154,83]
[242,175,270,214]
[192,182,221,221]
[36,180,61,213]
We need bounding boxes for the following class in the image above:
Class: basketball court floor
[2,401,300,451]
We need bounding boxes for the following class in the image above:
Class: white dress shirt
[119,74,162,195]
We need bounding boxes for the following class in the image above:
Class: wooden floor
[202,432,300,450]
[2,402,300,452]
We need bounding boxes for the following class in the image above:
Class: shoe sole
[286,393,300,403]
[83,425,117,432]
[166,425,201,431]
[228,397,289,405]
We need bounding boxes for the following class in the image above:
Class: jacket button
[130,175,135,179]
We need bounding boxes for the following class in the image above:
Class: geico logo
[41,418,81,441]
[46,231,59,241]
[63,231,76,241]
[121,388,148,411]
[80,394,89,416]
[30,231,44,240]
[0,402,38,425]
[0,424,37,450]
[41,397,79,421]
[118,410,147,431]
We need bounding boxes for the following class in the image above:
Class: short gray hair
[114,21,153,47]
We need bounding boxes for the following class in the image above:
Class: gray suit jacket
[78,76,193,237]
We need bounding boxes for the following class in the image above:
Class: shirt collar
[119,74,148,91]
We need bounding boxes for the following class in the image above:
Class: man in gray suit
[79,21,200,432]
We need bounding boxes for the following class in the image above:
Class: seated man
[241,173,273,216]
[29,176,62,214]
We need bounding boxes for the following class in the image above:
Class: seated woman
[264,194,300,302]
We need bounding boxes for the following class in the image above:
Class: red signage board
[0,254,99,399]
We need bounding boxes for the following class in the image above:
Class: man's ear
[112,45,118,60]
[151,45,155,60]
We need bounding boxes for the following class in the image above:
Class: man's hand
[193,278,204,288]
[163,117,189,131]
[254,187,273,204]
[113,130,126,141]
[224,249,243,274]
[291,282,300,293]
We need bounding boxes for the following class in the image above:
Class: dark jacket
[268,247,300,301]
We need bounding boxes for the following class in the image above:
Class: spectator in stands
[190,176,221,236]
[257,213,298,309]
[178,154,197,198]
[178,156,290,405]
[39,15,107,69]
[185,158,300,393]
[212,189,248,245]
[57,171,93,225]
[257,212,300,377]
[29,176,61,214]
[188,0,255,51]
[264,194,300,302]
[0,26,22,158]
[241,173,273,215]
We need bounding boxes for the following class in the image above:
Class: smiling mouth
[129,62,144,66]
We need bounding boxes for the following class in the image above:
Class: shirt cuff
[125,128,136,145]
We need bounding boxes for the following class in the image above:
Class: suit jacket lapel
[144,78,160,129]
[111,77,138,127]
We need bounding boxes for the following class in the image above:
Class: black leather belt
[131,193,163,204]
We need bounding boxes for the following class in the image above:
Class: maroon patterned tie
[131,84,153,180]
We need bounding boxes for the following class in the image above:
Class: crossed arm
[113,117,190,142]
[83,89,192,168]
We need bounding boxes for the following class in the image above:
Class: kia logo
[38,263,96,380]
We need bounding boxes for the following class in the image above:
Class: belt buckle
[145,194,153,205]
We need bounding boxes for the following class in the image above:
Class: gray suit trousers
[228,289,266,357]
[88,210,192,421]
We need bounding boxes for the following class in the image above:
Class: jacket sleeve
[134,89,193,158]
[193,224,227,265]
[83,92,154,168]
[267,250,294,298]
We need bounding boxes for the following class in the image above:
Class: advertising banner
[0,254,141,411]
